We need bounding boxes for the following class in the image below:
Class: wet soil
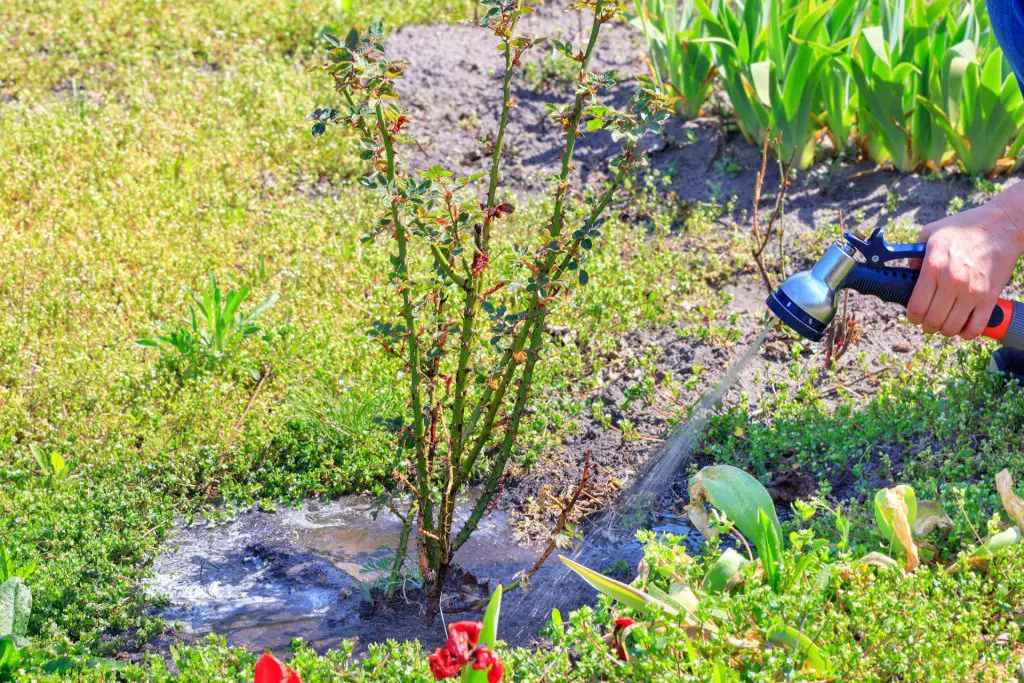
[147,493,696,654]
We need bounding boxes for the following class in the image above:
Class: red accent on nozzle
[984,299,1014,341]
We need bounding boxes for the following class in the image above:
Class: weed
[28,444,68,481]
[137,275,277,377]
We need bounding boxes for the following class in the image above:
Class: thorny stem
[452,306,548,553]
[376,102,438,567]
[429,2,529,589]
[453,2,608,554]
[549,0,606,240]
[429,243,467,289]
[448,1,524,506]
[485,0,523,237]
[459,153,629,482]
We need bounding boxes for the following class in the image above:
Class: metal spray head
[766,241,857,341]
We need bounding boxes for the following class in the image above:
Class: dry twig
[506,452,592,593]
[751,132,790,294]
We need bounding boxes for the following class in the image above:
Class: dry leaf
[685,470,716,541]
[996,469,1024,533]
[913,500,953,537]
[878,486,919,571]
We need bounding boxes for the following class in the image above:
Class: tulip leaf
[560,556,678,616]
[767,624,832,676]
[480,584,502,649]
[873,485,919,570]
[0,579,32,639]
[686,465,784,559]
[703,548,749,594]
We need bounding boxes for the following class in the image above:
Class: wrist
[991,182,1024,256]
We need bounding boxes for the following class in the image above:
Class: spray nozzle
[844,226,926,265]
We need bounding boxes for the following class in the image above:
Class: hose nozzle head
[766,241,857,341]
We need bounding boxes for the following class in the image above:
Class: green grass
[2,0,1024,679]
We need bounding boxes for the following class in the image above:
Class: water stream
[513,321,774,636]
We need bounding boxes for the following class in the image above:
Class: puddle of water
[147,495,697,653]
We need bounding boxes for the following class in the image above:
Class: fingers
[921,289,954,334]
[906,258,937,326]
[940,299,972,338]
[961,303,995,340]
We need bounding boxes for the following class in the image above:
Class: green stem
[428,243,467,289]
[549,0,605,240]
[448,7,523,483]
[459,9,617,482]
[375,103,437,564]
[483,3,522,250]
[458,314,537,480]
[459,162,625,457]
[452,307,548,553]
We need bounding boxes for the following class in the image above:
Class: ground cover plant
[2,0,1024,680]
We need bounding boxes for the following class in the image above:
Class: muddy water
[148,495,697,652]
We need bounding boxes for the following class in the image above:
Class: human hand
[907,187,1024,339]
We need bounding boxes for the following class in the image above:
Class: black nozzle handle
[841,264,919,307]
[841,264,1007,331]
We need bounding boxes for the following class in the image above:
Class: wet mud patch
[147,494,699,654]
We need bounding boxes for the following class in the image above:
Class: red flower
[608,617,637,662]
[428,647,461,680]
[472,646,505,683]
[445,621,482,665]
[613,617,635,632]
[254,653,301,683]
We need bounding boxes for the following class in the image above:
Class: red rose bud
[445,621,482,665]
[254,653,302,683]
[472,647,505,683]
[428,647,461,680]
[613,617,635,632]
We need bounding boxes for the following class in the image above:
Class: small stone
[893,342,912,353]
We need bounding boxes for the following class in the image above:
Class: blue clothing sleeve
[989,0,1024,91]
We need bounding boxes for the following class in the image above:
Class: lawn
[2,0,1024,680]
